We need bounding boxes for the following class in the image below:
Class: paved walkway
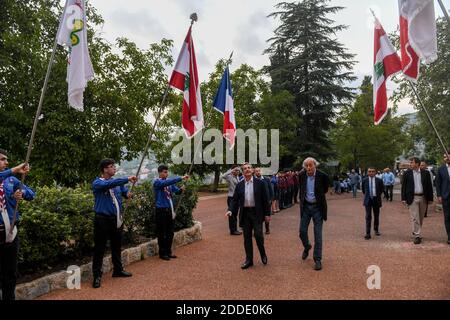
[40,193,450,300]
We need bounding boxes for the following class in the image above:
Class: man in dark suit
[254,167,273,235]
[436,152,450,245]
[227,163,271,269]
[299,157,329,271]
[401,157,434,244]
[362,167,384,240]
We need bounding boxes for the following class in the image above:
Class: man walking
[255,167,273,235]
[299,157,329,271]
[0,149,34,300]
[92,158,136,288]
[362,167,384,239]
[349,169,360,198]
[401,157,434,244]
[436,152,450,244]
[221,165,242,235]
[154,165,189,260]
[382,168,395,202]
[227,163,271,269]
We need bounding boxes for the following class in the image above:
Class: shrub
[17,180,198,275]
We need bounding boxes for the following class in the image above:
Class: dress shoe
[302,244,312,260]
[230,231,242,236]
[92,277,101,288]
[265,230,271,235]
[160,255,170,261]
[365,234,371,240]
[261,255,268,265]
[413,237,422,245]
[375,231,381,236]
[447,240,450,245]
[241,261,254,269]
[168,255,177,259]
[314,260,322,271]
[112,270,132,277]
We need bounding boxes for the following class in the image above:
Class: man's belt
[304,200,317,206]
[414,193,424,196]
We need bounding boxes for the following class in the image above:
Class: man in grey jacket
[222,165,242,235]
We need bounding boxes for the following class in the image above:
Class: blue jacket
[92,177,129,216]
[153,177,182,209]
[436,164,450,200]
[0,175,35,225]
[0,169,13,182]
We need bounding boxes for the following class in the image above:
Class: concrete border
[15,221,202,300]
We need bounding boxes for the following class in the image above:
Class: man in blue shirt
[0,148,35,300]
[153,165,189,261]
[382,168,395,202]
[91,158,137,289]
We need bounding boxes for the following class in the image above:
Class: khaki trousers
[408,196,427,238]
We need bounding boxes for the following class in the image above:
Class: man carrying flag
[56,0,94,111]
[213,65,237,149]
[398,0,438,82]
[373,15,402,125]
[169,25,204,138]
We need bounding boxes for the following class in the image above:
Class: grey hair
[303,157,320,168]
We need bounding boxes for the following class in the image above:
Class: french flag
[213,66,236,149]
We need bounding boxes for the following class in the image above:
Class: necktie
[369,178,373,198]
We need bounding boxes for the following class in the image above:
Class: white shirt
[369,177,376,197]
[413,169,423,194]
[244,177,255,208]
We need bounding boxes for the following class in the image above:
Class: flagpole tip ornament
[190,13,198,24]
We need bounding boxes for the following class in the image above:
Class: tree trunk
[213,167,221,193]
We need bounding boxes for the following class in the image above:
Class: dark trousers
[155,208,174,258]
[0,230,18,301]
[365,197,380,235]
[279,189,286,209]
[227,196,238,233]
[92,215,123,278]
[293,185,299,203]
[443,198,450,240]
[299,203,323,262]
[384,185,394,201]
[242,208,265,262]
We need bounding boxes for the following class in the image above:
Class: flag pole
[173,49,234,216]
[10,29,60,231]
[437,0,450,27]
[407,80,449,158]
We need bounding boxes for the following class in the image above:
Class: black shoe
[413,237,422,245]
[365,234,371,240]
[261,255,268,265]
[265,230,270,235]
[314,260,322,271]
[168,255,177,259]
[160,255,170,261]
[375,231,381,236]
[92,277,101,288]
[302,244,312,260]
[447,240,450,245]
[230,231,242,236]
[241,261,254,269]
[112,270,132,277]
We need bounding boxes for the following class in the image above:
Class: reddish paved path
[40,193,450,300]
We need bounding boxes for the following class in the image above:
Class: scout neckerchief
[160,179,176,220]
[0,179,18,243]
[100,178,123,229]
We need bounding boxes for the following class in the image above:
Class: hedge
[18,180,199,274]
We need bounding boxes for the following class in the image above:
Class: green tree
[392,19,450,162]
[0,0,175,186]
[265,0,356,167]
[331,76,411,171]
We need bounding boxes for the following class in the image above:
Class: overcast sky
[80,0,449,115]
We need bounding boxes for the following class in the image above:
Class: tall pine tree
[265,0,356,167]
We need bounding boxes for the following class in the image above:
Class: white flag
[56,0,94,111]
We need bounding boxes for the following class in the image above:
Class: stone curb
[15,221,202,300]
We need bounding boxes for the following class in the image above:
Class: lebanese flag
[398,0,438,82]
[373,18,402,125]
[169,26,204,138]
[213,66,236,149]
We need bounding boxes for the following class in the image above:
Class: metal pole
[10,33,60,231]
[407,80,449,158]
[437,0,450,27]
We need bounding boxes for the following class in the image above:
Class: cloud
[233,10,271,57]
